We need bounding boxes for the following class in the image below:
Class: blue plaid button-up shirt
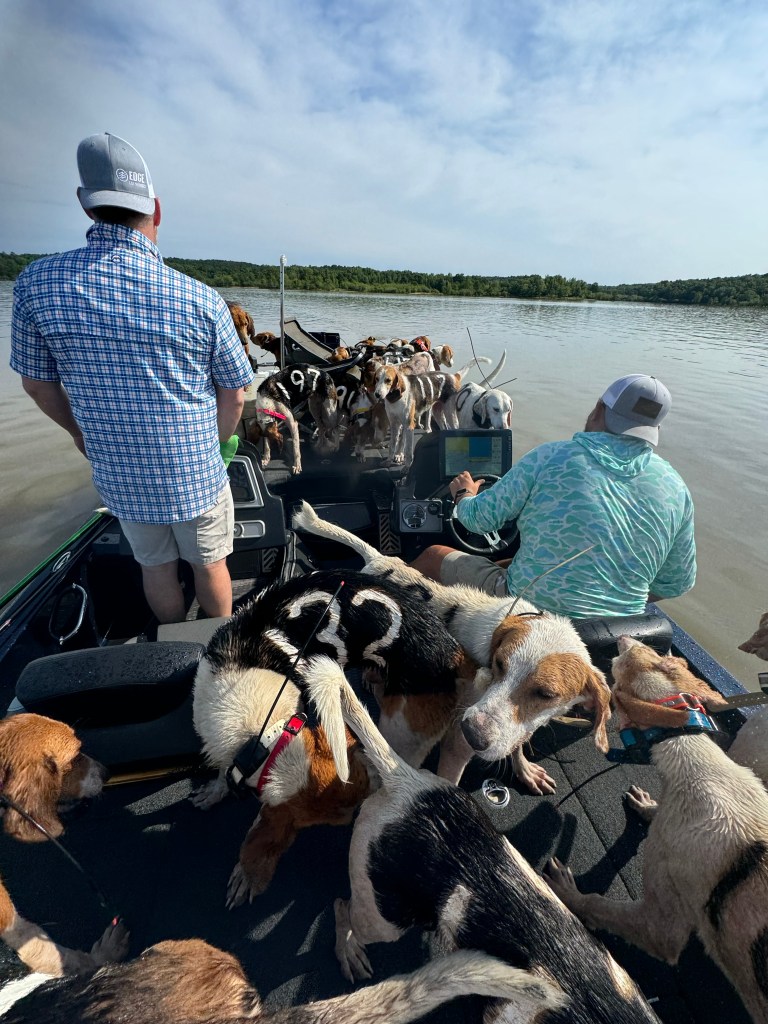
[11,223,254,523]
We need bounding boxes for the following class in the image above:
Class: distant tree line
[2,251,768,306]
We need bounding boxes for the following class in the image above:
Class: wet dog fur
[0,937,557,1024]
[545,635,768,1024]
[291,501,610,795]
[320,672,658,1024]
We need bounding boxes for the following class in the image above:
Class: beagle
[0,937,555,1023]
[242,396,302,476]
[545,635,768,1024]
[292,501,611,795]
[0,714,129,976]
[320,672,658,1023]
[372,365,464,463]
[192,571,476,906]
[257,364,339,455]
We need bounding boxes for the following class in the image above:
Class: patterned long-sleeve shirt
[11,223,253,523]
[456,431,696,618]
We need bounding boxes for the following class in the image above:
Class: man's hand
[449,471,485,502]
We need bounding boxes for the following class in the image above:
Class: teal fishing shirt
[455,431,696,618]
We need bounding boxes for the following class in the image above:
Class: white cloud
[1,0,767,282]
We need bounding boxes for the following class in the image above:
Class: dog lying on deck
[0,714,129,976]
[545,635,768,1024]
[291,501,610,795]
[0,937,551,1024]
[192,572,476,905]
[318,672,658,1024]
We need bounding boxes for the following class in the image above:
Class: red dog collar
[254,714,307,797]
[411,336,430,352]
[255,407,287,421]
[652,693,707,715]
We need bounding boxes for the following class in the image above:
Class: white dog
[439,350,513,429]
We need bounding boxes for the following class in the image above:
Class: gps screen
[442,434,508,480]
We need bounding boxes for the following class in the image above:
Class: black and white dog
[321,673,660,1024]
[257,363,339,453]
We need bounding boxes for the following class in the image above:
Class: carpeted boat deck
[0,716,748,1023]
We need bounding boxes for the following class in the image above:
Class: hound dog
[0,714,129,976]
[292,501,611,795]
[242,396,302,475]
[373,364,487,463]
[399,344,456,376]
[545,635,768,1024]
[439,350,514,430]
[253,330,280,359]
[224,302,256,363]
[257,363,339,454]
[0,938,557,1024]
[318,673,658,1024]
[192,571,476,905]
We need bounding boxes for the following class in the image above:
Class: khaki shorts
[440,550,509,597]
[120,488,234,567]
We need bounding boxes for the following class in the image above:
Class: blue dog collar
[607,710,724,764]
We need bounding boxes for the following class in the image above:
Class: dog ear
[1,751,65,842]
[580,668,612,753]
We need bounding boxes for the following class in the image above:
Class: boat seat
[573,612,673,673]
[13,641,205,771]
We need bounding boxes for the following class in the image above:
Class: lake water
[0,280,765,689]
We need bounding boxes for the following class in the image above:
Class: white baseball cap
[601,374,671,446]
[77,132,155,215]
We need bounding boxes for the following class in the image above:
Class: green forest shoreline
[2,252,767,306]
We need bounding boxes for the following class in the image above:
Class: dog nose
[616,635,639,653]
[461,715,491,752]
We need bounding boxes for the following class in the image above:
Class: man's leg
[409,544,459,581]
[191,558,233,618]
[141,560,186,624]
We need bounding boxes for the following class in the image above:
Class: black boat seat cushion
[15,641,203,727]
[573,613,673,674]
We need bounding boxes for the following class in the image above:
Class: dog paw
[189,776,228,810]
[333,899,373,983]
[226,863,268,908]
[90,918,130,964]
[625,785,658,822]
[518,761,557,795]
[291,462,302,475]
[542,857,580,906]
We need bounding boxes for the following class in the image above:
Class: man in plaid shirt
[11,133,254,623]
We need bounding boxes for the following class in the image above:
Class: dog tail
[483,349,507,387]
[303,656,351,784]
[292,500,381,564]
[336,675,409,782]
[329,950,566,1023]
[455,355,492,383]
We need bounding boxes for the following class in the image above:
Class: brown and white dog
[0,937,546,1024]
[192,571,476,905]
[0,714,129,976]
[242,396,302,475]
[291,501,611,795]
[399,344,456,376]
[545,635,768,1024]
[253,330,280,359]
[257,364,339,455]
[322,675,658,1024]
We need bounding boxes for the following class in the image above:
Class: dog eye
[534,688,557,701]
[493,657,505,675]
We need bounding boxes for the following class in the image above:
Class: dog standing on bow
[257,364,339,455]
[242,396,301,475]
[545,635,768,1024]
[438,350,513,430]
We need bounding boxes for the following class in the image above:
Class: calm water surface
[0,280,765,688]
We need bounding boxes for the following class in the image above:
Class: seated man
[410,375,696,619]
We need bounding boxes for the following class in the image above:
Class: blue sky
[1,0,766,284]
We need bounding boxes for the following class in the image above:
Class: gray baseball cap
[77,132,155,214]
[601,374,671,446]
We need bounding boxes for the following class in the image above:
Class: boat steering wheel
[445,475,519,556]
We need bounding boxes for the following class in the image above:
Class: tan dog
[0,937,557,1024]
[545,635,768,1024]
[329,346,351,362]
[740,612,768,661]
[225,302,256,359]
[0,714,129,976]
[253,330,280,358]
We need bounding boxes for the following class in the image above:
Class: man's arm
[648,492,697,601]
[21,377,85,455]
[215,385,246,443]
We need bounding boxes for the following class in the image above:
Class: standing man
[11,132,254,623]
[411,375,696,618]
